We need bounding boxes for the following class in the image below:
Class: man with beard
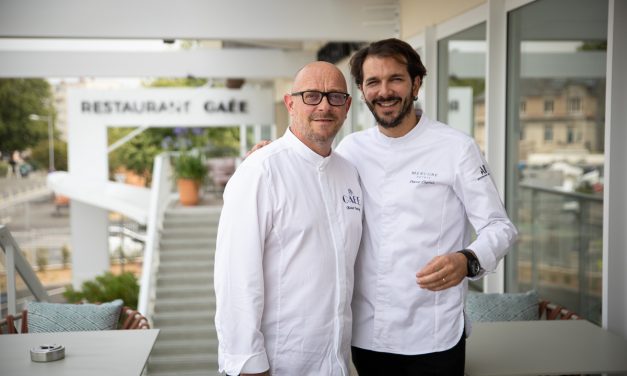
[214,61,363,376]
[336,38,517,375]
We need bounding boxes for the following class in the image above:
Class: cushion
[27,299,123,333]
[466,291,539,322]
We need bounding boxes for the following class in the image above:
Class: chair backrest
[539,299,582,320]
[1,304,149,334]
[0,311,27,334]
[466,291,582,322]
[466,291,540,322]
[119,307,150,330]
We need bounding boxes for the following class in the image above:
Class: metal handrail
[137,153,175,317]
[0,225,50,315]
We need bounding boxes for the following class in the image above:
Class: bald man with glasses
[214,61,362,376]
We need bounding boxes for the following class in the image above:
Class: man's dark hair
[349,38,427,86]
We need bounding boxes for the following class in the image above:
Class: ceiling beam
[0,0,398,41]
[0,49,316,78]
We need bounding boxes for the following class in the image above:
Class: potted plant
[173,150,208,206]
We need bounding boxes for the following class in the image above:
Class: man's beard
[306,112,341,142]
[365,90,415,129]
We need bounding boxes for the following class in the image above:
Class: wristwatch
[458,249,482,278]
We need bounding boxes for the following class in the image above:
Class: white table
[466,320,627,375]
[0,329,159,376]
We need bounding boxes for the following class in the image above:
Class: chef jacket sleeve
[453,138,518,275]
[214,160,274,375]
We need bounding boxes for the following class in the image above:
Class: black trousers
[351,333,465,376]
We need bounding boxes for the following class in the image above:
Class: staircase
[147,205,221,376]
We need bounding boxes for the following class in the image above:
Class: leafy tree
[578,41,606,51]
[35,248,48,272]
[63,271,140,309]
[449,76,485,99]
[146,77,208,88]
[205,128,240,157]
[0,79,54,154]
[30,138,68,171]
[108,127,175,184]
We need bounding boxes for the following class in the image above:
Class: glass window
[437,23,486,151]
[544,99,554,114]
[568,97,582,113]
[437,23,486,291]
[544,124,553,142]
[505,0,608,325]
[567,125,575,144]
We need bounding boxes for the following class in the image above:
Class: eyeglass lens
[301,91,348,106]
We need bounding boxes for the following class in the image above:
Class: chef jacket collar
[285,127,331,169]
[374,109,428,146]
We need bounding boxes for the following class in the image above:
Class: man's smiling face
[360,55,420,129]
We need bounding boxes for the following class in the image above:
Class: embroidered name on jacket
[342,189,361,211]
[410,170,438,185]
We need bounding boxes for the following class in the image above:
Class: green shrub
[35,248,48,272]
[173,151,208,183]
[63,271,140,309]
[61,244,71,267]
[0,160,8,176]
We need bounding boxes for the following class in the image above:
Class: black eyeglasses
[291,91,350,106]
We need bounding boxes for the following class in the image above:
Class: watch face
[470,260,481,276]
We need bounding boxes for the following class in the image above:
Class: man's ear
[412,77,421,98]
[344,96,352,114]
[283,93,294,113]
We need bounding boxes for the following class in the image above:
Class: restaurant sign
[70,88,274,126]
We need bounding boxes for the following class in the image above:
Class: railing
[513,183,603,324]
[0,225,50,315]
[137,153,175,317]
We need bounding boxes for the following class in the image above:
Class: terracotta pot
[177,178,200,206]
[54,194,70,206]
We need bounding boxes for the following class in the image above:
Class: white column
[483,0,507,293]
[423,25,437,118]
[254,124,262,145]
[70,201,110,288]
[603,0,627,339]
[239,124,248,158]
[67,91,110,288]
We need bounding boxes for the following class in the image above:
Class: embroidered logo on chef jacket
[410,170,438,185]
[478,164,490,180]
[342,189,361,211]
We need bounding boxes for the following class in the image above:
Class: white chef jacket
[336,112,517,355]
[214,128,363,375]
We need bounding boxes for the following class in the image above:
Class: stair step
[156,285,214,299]
[156,326,217,341]
[151,338,219,356]
[157,271,212,286]
[162,227,218,237]
[160,249,214,262]
[154,296,216,313]
[153,311,214,327]
[148,353,219,373]
[159,261,214,274]
[161,238,215,249]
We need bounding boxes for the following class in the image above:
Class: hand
[245,140,272,158]
[416,252,467,291]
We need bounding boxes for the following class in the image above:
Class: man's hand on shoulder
[416,252,467,291]
[245,140,272,158]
